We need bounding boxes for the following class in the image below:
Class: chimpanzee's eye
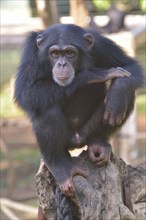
[66,50,75,58]
[51,50,60,58]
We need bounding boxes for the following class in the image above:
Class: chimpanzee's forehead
[42,24,87,47]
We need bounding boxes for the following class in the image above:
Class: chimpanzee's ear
[36,34,44,49]
[84,33,94,49]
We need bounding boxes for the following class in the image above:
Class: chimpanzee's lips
[57,76,69,80]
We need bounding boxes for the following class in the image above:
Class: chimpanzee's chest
[62,83,106,131]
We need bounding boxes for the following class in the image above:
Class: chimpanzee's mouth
[57,76,68,80]
[54,74,75,86]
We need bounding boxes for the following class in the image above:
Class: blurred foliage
[136,46,146,71]
[140,0,146,12]
[1,145,40,203]
[92,0,146,12]
[0,147,40,166]
[0,84,24,118]
[93,0,111,11]
[1,49,20,86]
[136,94,146,115]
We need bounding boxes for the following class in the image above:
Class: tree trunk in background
[70,0,89,27]
[35,0,59,28]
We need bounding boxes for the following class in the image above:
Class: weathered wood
[0,198,37,220]
[69,0,89,27]
[35,0,59,28]
[0,198,37,214]
[35,153,146,220]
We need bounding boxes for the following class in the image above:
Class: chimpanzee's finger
[104,110,110,123]
[109,113,116,126]
[116,67,131,77]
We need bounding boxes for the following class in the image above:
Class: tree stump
[35,152,146,220]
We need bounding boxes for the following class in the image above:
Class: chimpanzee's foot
[59,177,74,197]
[58,163,87,196]
[87,142,111,166]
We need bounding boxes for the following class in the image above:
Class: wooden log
[0,198,37,214]
[35,152,146,220]
[0,205,20,220]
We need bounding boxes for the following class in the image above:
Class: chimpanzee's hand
[104,81,128,126]
[57,159,87,197]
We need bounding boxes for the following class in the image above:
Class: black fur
[14,24,143,193]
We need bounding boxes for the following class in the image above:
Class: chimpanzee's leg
[66,67,131,96]
[32,104,86,196]
[69,103,104,149]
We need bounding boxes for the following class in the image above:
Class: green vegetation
[140,0,146,12]
[92,0,146,12]
[136,94,146,115]
[11,147,40,165]
[93,0,111,11]
[0,147,40,166]
[136,46,146,71]
[0,84,24,118]
[1,49,20,86]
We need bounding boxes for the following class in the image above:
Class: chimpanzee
[103,4,126,33]
[14,24,143,197]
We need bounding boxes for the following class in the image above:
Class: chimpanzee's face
[48,44,79,86]
[36,25,94,86]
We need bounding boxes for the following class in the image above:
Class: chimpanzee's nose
[62,62,67,67]
[58,58,67,67]
[59,62,67,67]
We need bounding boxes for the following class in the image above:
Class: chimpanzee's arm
[104,62,144,125]
[65,67,131,97]
[15,79,66,115]
[90,33,144,126]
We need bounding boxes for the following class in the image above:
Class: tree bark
[35,152,146,220]
[35,0,59,28]
[69,0,89,27]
